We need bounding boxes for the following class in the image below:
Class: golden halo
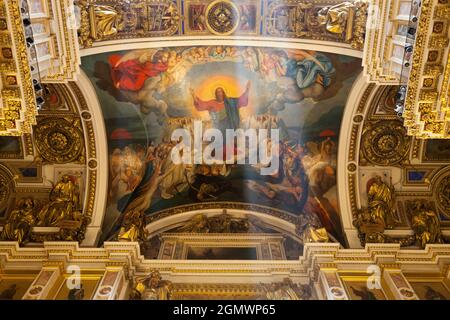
[212,85,225,96]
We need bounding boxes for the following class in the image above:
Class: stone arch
[65,71,109,246]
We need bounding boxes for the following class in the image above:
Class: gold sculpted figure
[93,5,119,38]
[366,175,398,229]
[410,201,443,248]
[317,2,353,35]
[130,270,172,300]
[118,210,148,242]
[37,175,80,227]
[301,224,329,243]
[0,198,36,244]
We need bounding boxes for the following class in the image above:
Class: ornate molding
[0,0,37,135]
[75,0,368,50]
[345,84,450,249]
[146,202,299,225]
[403,0,450,138]
[3,242,449,299]
[360,120,411,166]
[76,0,181,47]
[33,117,85,164]
[363,0,404,84]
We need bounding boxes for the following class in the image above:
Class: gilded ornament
[88,159,97,169]
[264,0,366,49]
[316,2,355,39]
[423,78,434,87]
[130,270,173,300]
[81,111,91,120]
[407,200,443,248]
[205,0,240,35]
[36,175,82,227]
[0,198,36,245]
[353,175,401,245]
[0,0,37,135]
[402,0,450,138]
[347,163,357,172]
[433,22,444,33]
[118,209,148,243]
[365,175,398,229]
[76,0,180,47]
[30,174,90,243]
[353,115,363,123]
[33,117,84,164]
[361,121,411,166]
[91,5,119,39]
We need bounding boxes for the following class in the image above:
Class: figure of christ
[190,81,251,133]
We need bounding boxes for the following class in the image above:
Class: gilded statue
[0,198,36,245]
[36,175,80,227]
[409,201,443,248]
[130,270,172,300]
[92,5,119,39]
[353,175,398,245]
[118,210,148,242]
[317,2,354,35]
[300,224,329,243]
[366,175,398,229]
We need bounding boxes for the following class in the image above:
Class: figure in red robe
[191,82,251,161]
[190,81,250,132]
[108,51,169,92]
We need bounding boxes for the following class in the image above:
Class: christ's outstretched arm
[190,89,213,111]
[237,81,251,108]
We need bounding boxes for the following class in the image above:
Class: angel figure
[108,49,170,91]
[36,175,81,227]
[366,175,398,229]
[410,201,443,248]
[131,271,172,300]
[302,139,336,197]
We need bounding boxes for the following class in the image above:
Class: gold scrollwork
[406,200,443,248]
[265,0,367,49]
[0,0,37,135]
[403,0,450,138]
[205,0,240,35]
[360,120,411,166]
[33,117,85,164]
[76,0,180,48]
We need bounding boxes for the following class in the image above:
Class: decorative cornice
[75,0,368,50]
[0,0,37,135]
[403,0,450,138]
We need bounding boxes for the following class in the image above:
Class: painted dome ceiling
[81,45,362,244]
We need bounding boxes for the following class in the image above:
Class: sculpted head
[148,271,162,288]
[24,198,34,209]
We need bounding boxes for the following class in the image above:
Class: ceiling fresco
[81,45,362,244]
